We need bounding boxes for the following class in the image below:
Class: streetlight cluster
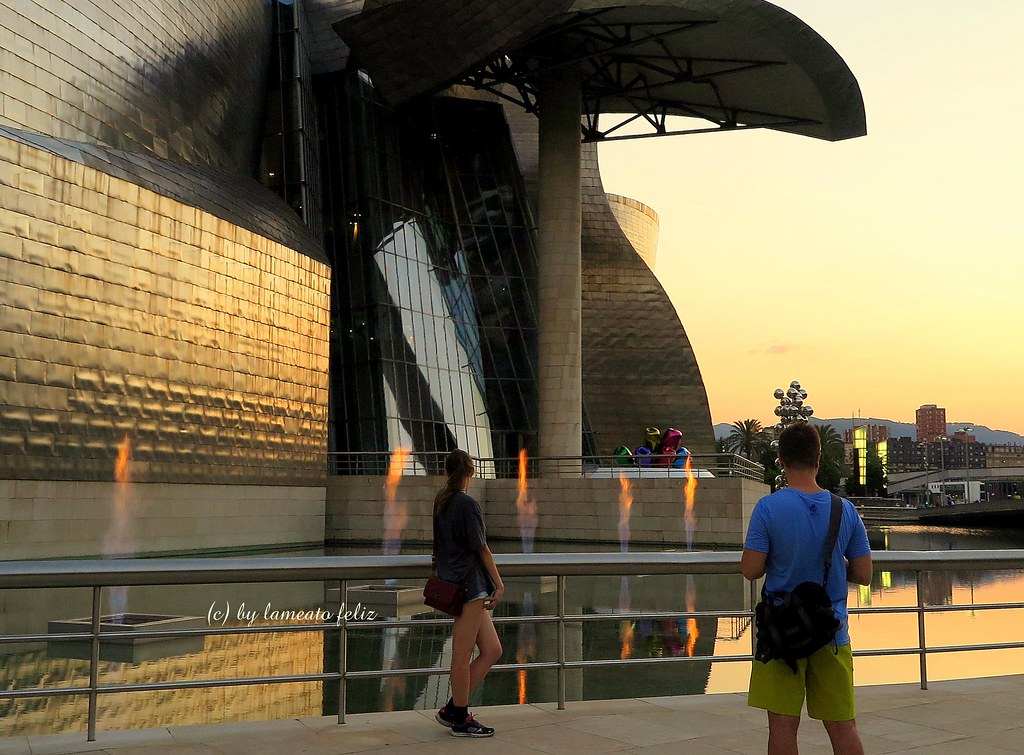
[771,380,814,489]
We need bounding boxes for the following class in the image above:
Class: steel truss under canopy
[462,9,827,142]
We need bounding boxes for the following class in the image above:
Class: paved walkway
[4,675,1023,754]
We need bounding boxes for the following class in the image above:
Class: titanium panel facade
[0,0,856,485]
[606,193,658,271]
[0,135,331,483]
[0,0,272,172]
[581,144,714,455]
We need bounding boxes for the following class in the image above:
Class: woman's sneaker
[435,705,459,728]
[451,714,495,738]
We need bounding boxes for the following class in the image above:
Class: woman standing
[433,449,504,737]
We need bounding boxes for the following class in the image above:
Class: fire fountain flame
[683,455,698,550]
[103,434,133,617]
[516,449,538,553]
[617,472,632,553]
[382,447,410,556]
[683,457,699,655]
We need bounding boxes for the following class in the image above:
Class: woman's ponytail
[433,449,474,516]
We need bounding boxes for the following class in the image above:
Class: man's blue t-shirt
[744,488,871,646]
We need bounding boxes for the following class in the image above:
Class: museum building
[0,0,865,557]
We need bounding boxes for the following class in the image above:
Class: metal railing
[327,452,765,481]
[1,550,1023,741]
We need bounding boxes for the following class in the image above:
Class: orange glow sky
[598,1,1024,435]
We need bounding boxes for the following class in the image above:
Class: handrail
[325,451,765,481]
[1,549,1023,741]
[2,549,1022,587]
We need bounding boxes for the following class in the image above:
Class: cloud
[752,344,793,355]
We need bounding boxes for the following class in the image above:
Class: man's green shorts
[747,644,856,721]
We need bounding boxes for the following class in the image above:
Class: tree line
[718,419,855,494]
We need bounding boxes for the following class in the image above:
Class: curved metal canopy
[335,0,866,143]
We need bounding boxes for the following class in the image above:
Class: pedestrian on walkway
[433,449,504,737]
[742,422,873,754]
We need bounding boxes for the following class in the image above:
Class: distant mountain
[713,419,1024,446]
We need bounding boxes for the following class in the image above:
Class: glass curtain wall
[260,0,323,241]
[318,73,542,465]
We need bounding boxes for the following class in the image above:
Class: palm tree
[816,424,848,493]
[726,419,767,459]
[816,424,844,458]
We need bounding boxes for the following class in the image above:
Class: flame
[516,449,538,553]
[386,447,409,490]
[683,455,698,549]
[382,447,410,555]
[115,435,131,487]
[685,576,699,657]
[106,434,133,617]
[618,472,632,552]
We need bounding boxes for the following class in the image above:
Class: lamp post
[961,427,974,503]
[938,436,948,504]
[920,442,931,507]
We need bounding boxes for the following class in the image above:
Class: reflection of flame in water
[382,448,410,556]
[618,473,632,553]
[618,576,633,659]
[380,623,406,711]
[516,449,538,553]
[685,575,699,657]
[516,647,529,704]
[104,435,133,618]
[683,456,698,550]
[516,592,536,703]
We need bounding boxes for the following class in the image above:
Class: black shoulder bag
[754,493,843,673]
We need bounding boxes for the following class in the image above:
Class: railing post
[87,585,101,741]
[338,579,348,724]
[916,570,928,690]
[557,574,566,710]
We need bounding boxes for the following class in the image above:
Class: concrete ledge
[0,481,326,560]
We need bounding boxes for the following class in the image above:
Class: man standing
[742,422,873,754]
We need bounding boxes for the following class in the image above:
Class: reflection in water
[706,526,1024,693]
[685,575,699,658]
[618,577,633,660]
[4,530,1024,735]
[0,622,324,737]
[516,592,536,702]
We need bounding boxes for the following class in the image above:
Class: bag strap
[431,516,438,576]
[821,494,844,586]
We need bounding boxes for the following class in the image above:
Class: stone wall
[327,475,766,549]
[0,480,325,560]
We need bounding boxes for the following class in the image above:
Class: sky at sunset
[598,1,1024,434]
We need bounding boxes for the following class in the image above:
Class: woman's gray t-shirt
[434,491,494,598]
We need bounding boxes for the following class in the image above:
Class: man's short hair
[778,422,821,469]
